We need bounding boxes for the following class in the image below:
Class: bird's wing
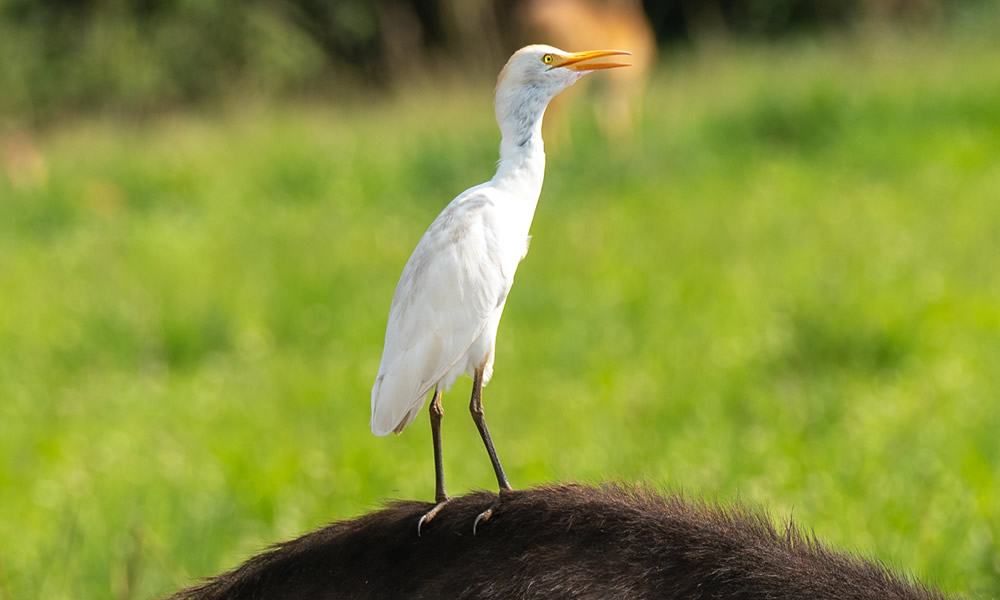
[371,190,513,436]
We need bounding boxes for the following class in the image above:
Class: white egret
[371,44,631,534]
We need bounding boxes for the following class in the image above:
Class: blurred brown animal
[167,483,951,600]
[520,0,657,146]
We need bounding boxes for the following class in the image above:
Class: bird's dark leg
[417,388,449,536]
[470,367,510,490]
[470,367,512,534]
[430,387,448,503]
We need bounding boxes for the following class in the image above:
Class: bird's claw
[416,514,431,537]
[473,492,510,535]
[417,499,450,537]
[472,506,494,535]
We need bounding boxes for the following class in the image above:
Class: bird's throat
[496,86,550,163]
[495,121,546,204]
[497,114,546,186]
[493,86,553,212]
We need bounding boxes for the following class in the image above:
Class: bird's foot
[417,499,450,537]
[473,488,514,535]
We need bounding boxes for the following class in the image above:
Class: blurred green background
[1,1,999,598]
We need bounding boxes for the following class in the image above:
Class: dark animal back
[168,483,952,600]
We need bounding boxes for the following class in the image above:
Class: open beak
[551,49,632,71]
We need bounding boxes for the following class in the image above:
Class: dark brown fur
[168,483,952,600]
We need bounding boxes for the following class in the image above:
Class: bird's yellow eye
[542,54,554,65]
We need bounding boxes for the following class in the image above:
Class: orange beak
[550,49,632,71]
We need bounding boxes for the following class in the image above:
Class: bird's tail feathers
[370,373,426,436]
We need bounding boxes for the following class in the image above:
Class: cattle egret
[371,45,631,534]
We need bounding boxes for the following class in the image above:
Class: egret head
[495,45,631,132]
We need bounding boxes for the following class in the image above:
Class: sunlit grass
[1,26,999,599]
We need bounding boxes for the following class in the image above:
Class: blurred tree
[0,0,982,121]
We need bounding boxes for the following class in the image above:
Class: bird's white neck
[492,90,549,206]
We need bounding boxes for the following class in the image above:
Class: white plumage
[369,44,630,530]
[370,184,523,435]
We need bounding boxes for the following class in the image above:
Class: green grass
[2,26,1000,599]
